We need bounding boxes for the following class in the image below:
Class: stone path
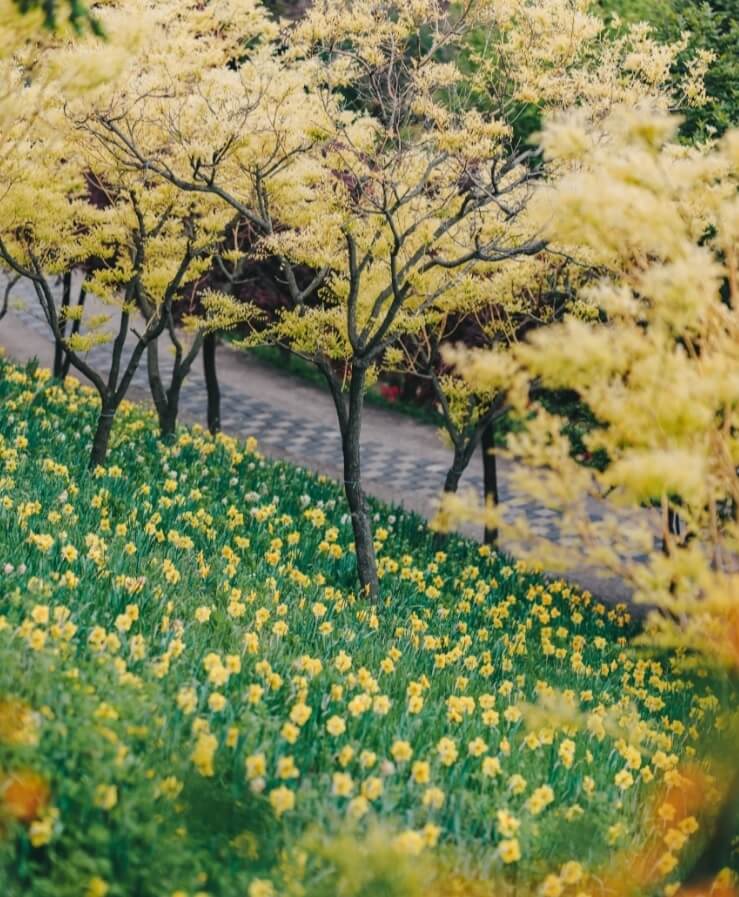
[0,274,637,604]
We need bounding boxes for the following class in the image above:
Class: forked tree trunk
[158,397,179,439]
[89,400,116,469]
[147,339,172,438]
[203,331,221,435]
[432,448,468,549]
[443,445,467,494]
[147,339,179,439]
[146,325,202,440]
[53,272,73,379]
[481,418,499,546]
[53,274,87,381]
[340,363,379,600]
[60,285,86,380]
[438,434,485,548]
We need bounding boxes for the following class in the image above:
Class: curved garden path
[0,273,636,605]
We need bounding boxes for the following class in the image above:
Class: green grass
[0,358,727,897]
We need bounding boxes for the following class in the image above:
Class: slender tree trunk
[158,391,179,439]
[53,272,72,379]
[432,446,467,549]
[60,285,86,380]
[668,508,681,538]
[1,275,19,322]
[160,354,192,440]
[481,418,499,546]
[663,508,682,554]
[341,363,379,600]
[89,399,116,469]
[147,340,191,440]
[443,445,466,493]
[203,331,221,435]
[146,338,171,437]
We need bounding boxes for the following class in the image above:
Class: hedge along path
[0,273,639,606]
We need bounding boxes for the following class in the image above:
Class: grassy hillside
[0,359,725,897]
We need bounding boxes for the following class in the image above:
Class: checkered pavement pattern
[8,295,579,544]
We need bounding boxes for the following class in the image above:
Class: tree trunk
[203,331,221,435]
[432,448,467,549]
[53,272,72,379]
[663,508,682,554]
[146,338,177,440]
[341,364,379,600]
[161,362,189,440]
[158,394,179,439]
[60,285,86,380]
[1,275,19,322]
[89,401,116,469]
[443,446,466,494]
[481,418,499,546]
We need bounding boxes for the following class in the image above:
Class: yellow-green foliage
[0,360,730,895]
[444,109,739,673]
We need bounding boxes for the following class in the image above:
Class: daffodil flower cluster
[0,360,728,896]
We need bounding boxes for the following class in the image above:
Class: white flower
[4,563,14,574]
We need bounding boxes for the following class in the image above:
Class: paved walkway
[0,274,636,604]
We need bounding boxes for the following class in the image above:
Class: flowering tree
[392,0,713,537]
[0,13,238,463]
[441,107,739,650]
[284,0,709,593]
[390,255,579,543]
[441,107,739,876]
[51,0,712,597]
[0,1,282,455]
[0,161,226,464]
[0,0,135,351]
